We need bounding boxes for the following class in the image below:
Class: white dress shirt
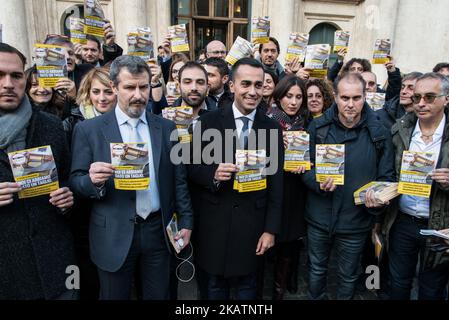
[399,114,446,218]
[232,103,256,137]
[115,106,161,213]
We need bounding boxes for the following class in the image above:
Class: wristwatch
[151,81,163,89]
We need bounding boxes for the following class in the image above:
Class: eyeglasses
[208,51,227,55]
[411,94,447,104]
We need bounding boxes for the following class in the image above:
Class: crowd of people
[0,19,449,301]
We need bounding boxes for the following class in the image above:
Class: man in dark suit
[70,55,193,300]
[189,58,284,300]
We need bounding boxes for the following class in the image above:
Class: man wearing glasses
[205,40,227,60]
[384,72,449,300]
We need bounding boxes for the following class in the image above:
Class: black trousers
[97,212,170,300]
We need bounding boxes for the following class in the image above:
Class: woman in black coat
[265,75,309,299]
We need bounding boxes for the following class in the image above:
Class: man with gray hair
[70,55,193,300]
[383,72,449,300]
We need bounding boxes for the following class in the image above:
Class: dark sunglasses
[411,94,446,104]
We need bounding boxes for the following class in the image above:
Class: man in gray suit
[70,55,193,300]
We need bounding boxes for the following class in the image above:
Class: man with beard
[302,73,395,300]
[70,55,193,300]
[377,72,423,129]
[203,58,233,109]
[173,61,217,123]
[258,37,285,78]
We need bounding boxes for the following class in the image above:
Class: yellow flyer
[333,31,350,53]
[127,27,154,63]
[69,18,86,45]
[398,151,437,198]
[8,146,59,199]
[110,143,150,191]
[233,150,267,193]
[372,39,391,64]
[251,16,270,44]
[316,144,345,185]
[284,131,311,172]
[304,44,331,79]
[168,24,189,53]
[225,36,253,65]
[84,0,105,38]
[285,32,309,63]
[34,44,68,88]
[366,92,386,111]
[162,107,193,143]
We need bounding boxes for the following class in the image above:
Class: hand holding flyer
[225,36,253,66]
[251,17,270,44]
[333,31,350,53]
[110,143,150,191]
[316,144,345,185]
[372,39,391,64]
[285,33,309,63]
[34,44,68,88]
[304,44,331,79]
[234,150,267,193]
[168,24,189,53]
[162,107,194,143]
[8,146,59,199]
[284,131,311,172]
[366,92,386,111]
[398,151,437,197]
[69,18,87,45]
[84,0,106,38]
[128,27,154,63]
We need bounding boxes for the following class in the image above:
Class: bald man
[206,40,227,60]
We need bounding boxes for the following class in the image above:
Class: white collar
[413,114,446,138]
[232,103,257,122]
[115,105,148,126]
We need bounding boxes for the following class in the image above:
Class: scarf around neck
[0,95,32,152]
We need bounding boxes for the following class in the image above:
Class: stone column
[112,0,149,51]
[146,0,171,48]
[0,0,30,59]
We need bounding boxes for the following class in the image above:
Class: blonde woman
[63,68,117,145]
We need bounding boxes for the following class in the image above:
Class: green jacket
[383,109,449,270]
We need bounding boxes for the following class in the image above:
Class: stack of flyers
[285,33,309,63]
[234,150,267,193]
[168,24,189,53]
[284,131,311,172]
[315,144,345,185]
[366,92,386,111]
[398,151,437,198]
[372,39,391,64]
[84,0,105,38]
[420,230,449,241]
[353,181,399,205]
[162,107,194,143]
[34,44,68,88]
[128,27,154,63]
[225,36,253,66]
[110,143,150,191]
[0,24,3,43]
[166,81,181,104]
[69,17,86,45]
[251,17,270,44]
[8,146,59,199]
[304,44,331,79]
[333,31,350,53]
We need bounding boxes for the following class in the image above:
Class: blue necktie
[239,117,250,150]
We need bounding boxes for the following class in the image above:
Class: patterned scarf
[268,106,304,131]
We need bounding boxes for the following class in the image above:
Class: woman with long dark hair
[264,75,308,299]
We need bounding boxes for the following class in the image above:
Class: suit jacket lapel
[101,111,123,147]
[147,112,162,183]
